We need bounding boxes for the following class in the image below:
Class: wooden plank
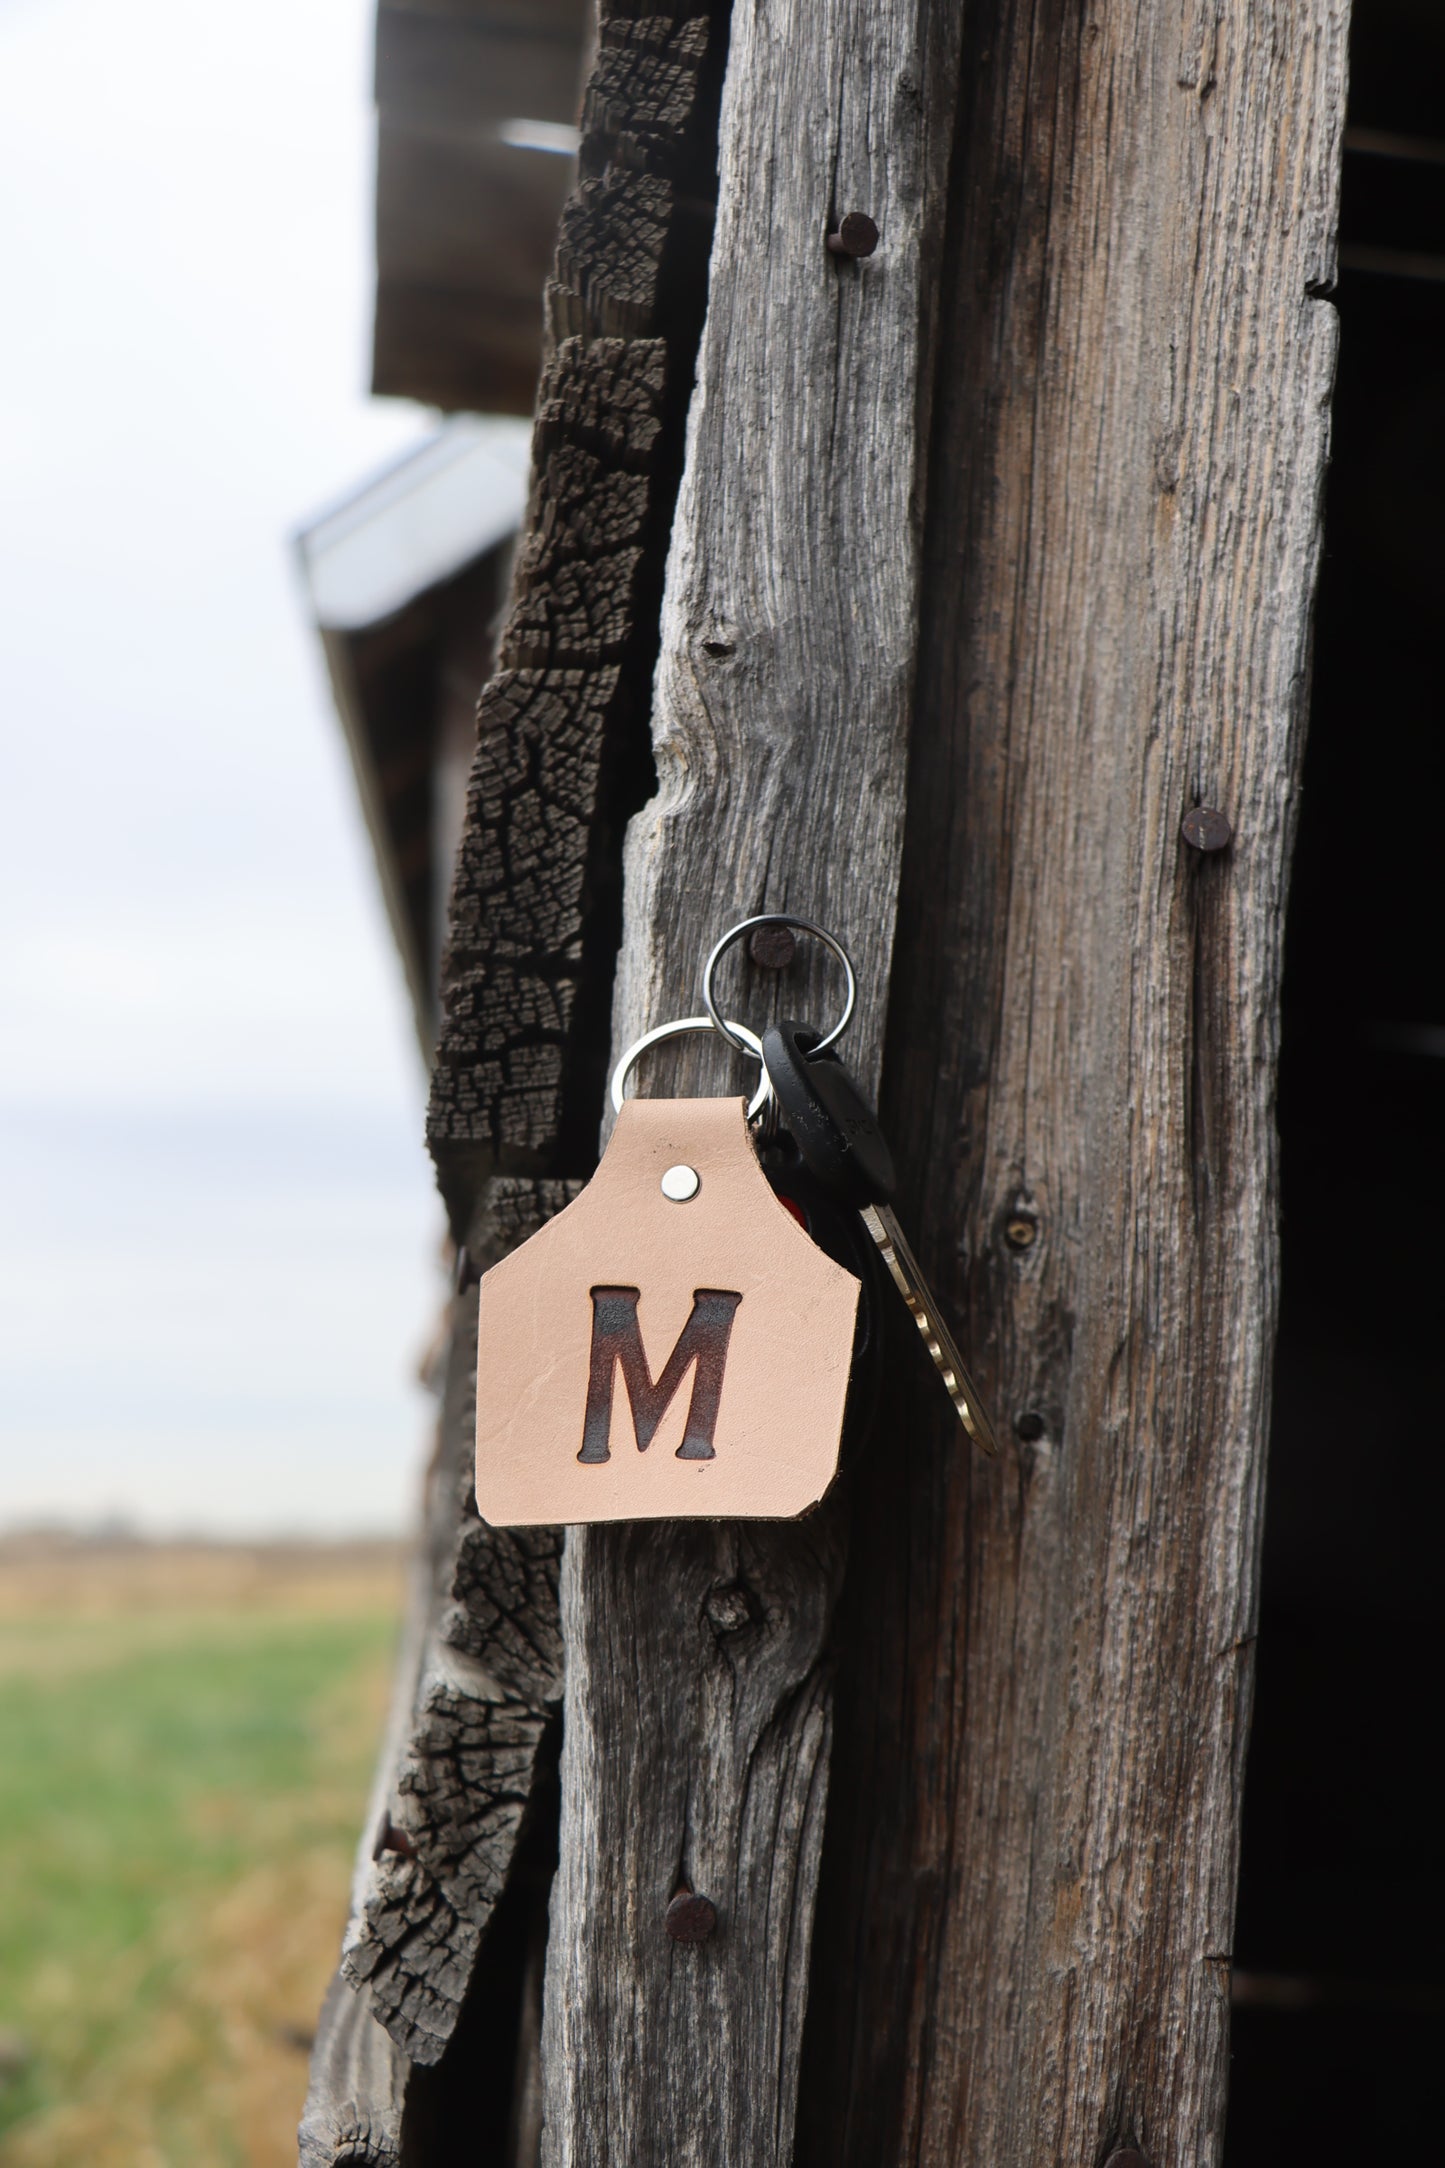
[303,1184,579,2158]
[299,1971,409,2168]
[796,2,1351,2162]
[537,1,967,2159]
[304,11,734,2151]
[335,1221,566,2067]
[428,5,725,1225]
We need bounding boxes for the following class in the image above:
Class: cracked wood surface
[795,4,1350,2165]
[303,1186,571,2148]
[540,1,967,2160]
[427,9,725,1222]
[306,5,728,2158]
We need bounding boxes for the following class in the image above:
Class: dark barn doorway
[1225,3,1445,2157]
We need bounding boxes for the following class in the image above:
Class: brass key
[760,1020,999,1455]
[858,1203,998,1454]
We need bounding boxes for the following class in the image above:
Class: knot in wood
[665,1891,718,1943]
[705,1580,756,1633]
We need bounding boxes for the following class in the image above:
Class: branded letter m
[579,1286,743,1464]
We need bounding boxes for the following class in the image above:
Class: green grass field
[0,1541,403,2168]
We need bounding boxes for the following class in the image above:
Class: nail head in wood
[664,1891,718,1943]
[373,1817,415,1862]
[826,211,879,258]
[748,923,797,969]
[1181,805,1233,853]
[1004,1213,1038,1252]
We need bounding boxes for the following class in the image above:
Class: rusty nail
[373,1817,415,1862]
[1181,806,1233,853]
[665,1889,718,1943]
[1004,1214,1038,1252]
[826,211,879,258]
[748,924,797,970]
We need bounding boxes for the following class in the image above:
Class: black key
[759,1021,896,1207]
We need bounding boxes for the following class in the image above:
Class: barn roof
[295,420,530,1050]
[372,0,590,415]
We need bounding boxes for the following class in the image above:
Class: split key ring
[701,914,857,1060]
[610,1015,770,1120]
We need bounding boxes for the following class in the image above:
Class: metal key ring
[701,915,857,1058]
[610,1015,770,1120]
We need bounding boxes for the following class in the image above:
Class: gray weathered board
[796,4,1351,2163]
[539,0,968,2158]
[305,0,1351,2162]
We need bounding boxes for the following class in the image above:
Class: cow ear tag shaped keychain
[473,1016,861,1527]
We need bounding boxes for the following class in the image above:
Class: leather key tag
[474,1097,860,1526]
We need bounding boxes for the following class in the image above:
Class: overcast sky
[0,0,451,1533]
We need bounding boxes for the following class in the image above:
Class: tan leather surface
[474,1098,860,1525]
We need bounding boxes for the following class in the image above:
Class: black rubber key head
[760,1021,897,1209]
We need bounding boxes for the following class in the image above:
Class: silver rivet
[661,1164,700,1202]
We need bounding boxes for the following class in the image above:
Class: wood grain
[797,3,1350,2163]
[337,1226,567,2068]
[308,8,730,2153]
[540,0,966,2158]
[299,1971,409,2168]
[427,6,727,1226]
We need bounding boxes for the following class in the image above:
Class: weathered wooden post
[302,2,1350,2161]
